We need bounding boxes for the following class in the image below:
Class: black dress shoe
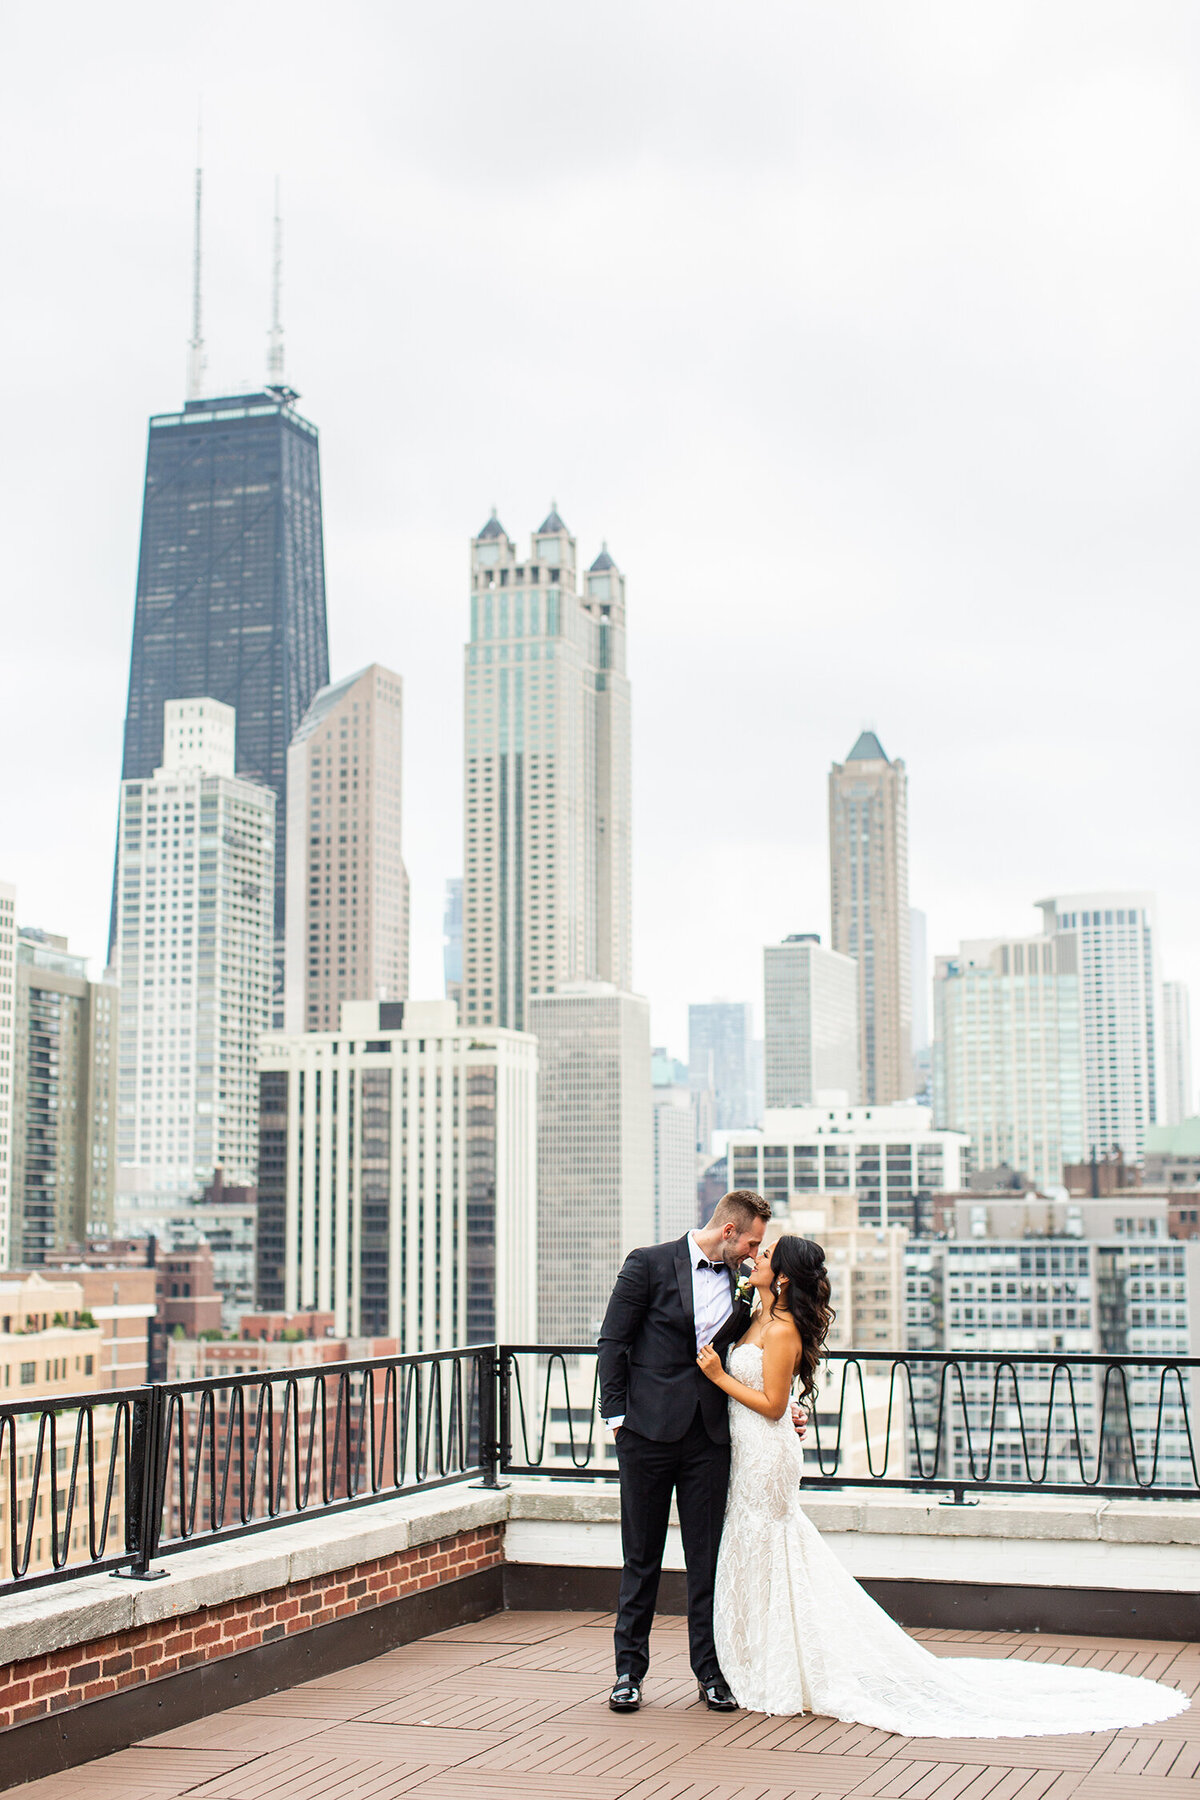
[609,1674,642,1711]
[698,1677,739,1710]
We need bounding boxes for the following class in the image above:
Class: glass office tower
[113,387,330,1012]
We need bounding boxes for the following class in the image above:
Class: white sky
[2,2,1198,1060]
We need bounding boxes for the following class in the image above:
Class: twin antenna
[185,148,288,403]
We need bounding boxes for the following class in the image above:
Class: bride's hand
[696,1344,725,1385]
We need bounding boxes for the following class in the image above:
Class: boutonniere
[735,1274,752,1307]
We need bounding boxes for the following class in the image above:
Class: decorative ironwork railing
[1,1343,1194,1594]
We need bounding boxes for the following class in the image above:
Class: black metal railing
[3,1343,1197,1596]
[0,1346,492,1597]
[496,1346,1200,1503]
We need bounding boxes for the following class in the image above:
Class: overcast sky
[2,2,1198,1062]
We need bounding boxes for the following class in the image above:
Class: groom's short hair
[711,1190,772,1230]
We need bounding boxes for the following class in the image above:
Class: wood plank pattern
[6,1612,1195,1800]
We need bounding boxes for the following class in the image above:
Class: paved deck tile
[5,1612,1195,1799]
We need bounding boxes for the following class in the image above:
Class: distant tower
[829,732,912,1104]
[763,935,859,1108]
[1162,981,1194,1126]
[462,509,632,1029]
[284,665,410,1033]
[112,177,330,1024]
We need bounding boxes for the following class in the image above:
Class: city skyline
[4,6,1200,1063]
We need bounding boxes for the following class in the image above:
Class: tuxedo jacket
[597,1235,752,1443]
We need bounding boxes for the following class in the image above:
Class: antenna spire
[267,175,285,385]
[186,120,206,401]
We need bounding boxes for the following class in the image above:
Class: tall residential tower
[462,511,632,1030]
[829,731,912,1104]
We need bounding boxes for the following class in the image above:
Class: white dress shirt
[604,1234,735,1430]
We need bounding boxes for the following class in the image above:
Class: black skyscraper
[113,385,330,992]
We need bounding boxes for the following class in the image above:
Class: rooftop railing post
[470,1344,506,1489]
[119,1384,168,1581]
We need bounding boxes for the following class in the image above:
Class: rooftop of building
[846,728,888,761]
[1147,1118,1200,1157]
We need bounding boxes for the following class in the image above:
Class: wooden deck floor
[10,1610,1198,1799]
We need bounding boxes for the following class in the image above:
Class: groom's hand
[790,1401,807,1438]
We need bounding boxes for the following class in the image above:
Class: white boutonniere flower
[735,1274,752,1307]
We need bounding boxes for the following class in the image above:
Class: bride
[696,1234,1189,1736]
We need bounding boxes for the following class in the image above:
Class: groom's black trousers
[613,1411,730,1684]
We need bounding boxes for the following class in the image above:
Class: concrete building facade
[0,883,15,1268]
[258,1000,537,1350]
[529,985,653,1345]
[764,934,859,1109]
[114,700,275,1197]
[688,1000,755,1131]
[462,511,632,1031]
[1037,893,1159,1165]
[932,927,1083,1193]
[11,931,117,1264]
[829,732,912,1106]
[284,665,409,1034]
[1161,980,1193,1128]
[651,1083,696,1240]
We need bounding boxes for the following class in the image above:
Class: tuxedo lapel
[673,1236,696,1340]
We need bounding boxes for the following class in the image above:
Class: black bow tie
[698,1259,726,1272]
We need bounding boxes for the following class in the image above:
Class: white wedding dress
[713,1343,1189,1735]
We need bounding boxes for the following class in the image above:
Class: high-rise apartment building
[530,985,653,1345]
[764,934,858,1108]
[114,386,329,1018]
[462,511,632,1030]
[114,700,274,1196]
[829,732,912,1104]
[728,1101,968,1230]
[1161,980,1193,1127]
[0,883,15,1267]
[652,1082,697,1240]
[1037,893,1159,1162]
[688,1000,755,1130]
[283,665,409,1033]
[257,1000,537,1347]
[932,927,1083,1192]
[444,878,464,1017]
[11,931,117,1263]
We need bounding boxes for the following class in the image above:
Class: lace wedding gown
[713,1344,1189,1735]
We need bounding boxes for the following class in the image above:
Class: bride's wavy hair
[767,1235,834,1404]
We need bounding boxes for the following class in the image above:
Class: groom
[597,1189,774,1713]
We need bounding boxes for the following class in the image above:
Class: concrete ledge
[0,1486,508,1667]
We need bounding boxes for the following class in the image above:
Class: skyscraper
[829,731,912,1104]
[0,883,16,1266]
[114,386,328,1016]
[1037,894,1159,1163]
[932,927,1083,1191]
[11,931,117,1263]
[444,878,464,1018]
[462,510,632,1030]
[688,1000,755,1130]
[258,1000,537,1346]
[283,666,409,1033]
[530,985,652,1344]
[763,934,859,1108]
[114,700,274,1196]
[1161,980,1193,1126]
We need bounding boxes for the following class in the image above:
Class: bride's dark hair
[768,1235,834,1404]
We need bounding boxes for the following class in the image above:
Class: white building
[1161,980,1193,1128]
[727,1099,968,1230]
[932,927,1083,1191]
[114,700,275,1196]
[0,882,15,1265]
[463,511,632,1031]
[284,664,409,1034]
[257,999,537,1348]
[764,935,858,1109]
[652,1083,696,1239]
[1037,893,1159,1163]
[530,984,653,1344]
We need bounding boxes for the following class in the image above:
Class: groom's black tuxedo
[598,1234,752,1686]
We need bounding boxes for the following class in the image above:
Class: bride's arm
[696,1325,799,1421]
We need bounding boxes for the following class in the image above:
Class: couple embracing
[597,1189,1188,1737]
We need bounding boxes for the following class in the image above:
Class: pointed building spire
[185,117,206,402]
[267,176,285,385]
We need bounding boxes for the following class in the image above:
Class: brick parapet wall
[0,1523,502,1734]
